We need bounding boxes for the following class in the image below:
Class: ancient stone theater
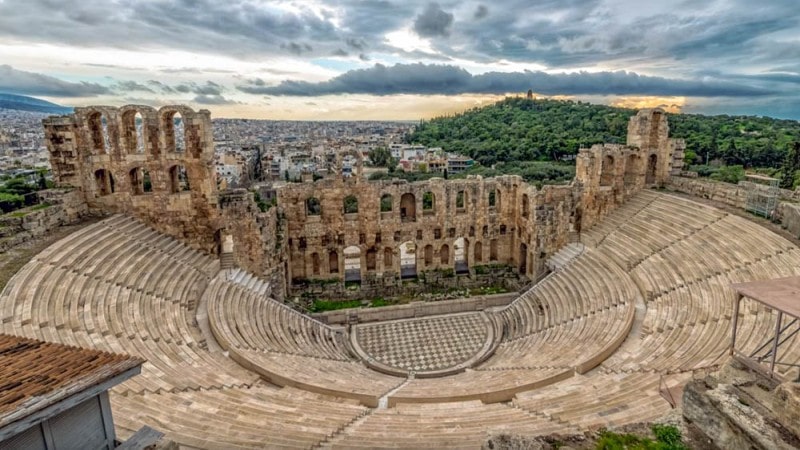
[1,105,799,448]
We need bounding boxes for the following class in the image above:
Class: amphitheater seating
[205,269,404,406]
[3,189,800,448]
[329,401,577,449]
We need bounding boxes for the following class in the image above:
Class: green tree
[368,147,394,167]
[780,142,800,190]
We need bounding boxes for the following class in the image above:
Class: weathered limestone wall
[218,189,287,300]
[0,189,88,252]
[43,105,221,253]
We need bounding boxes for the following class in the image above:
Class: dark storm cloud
[193,94,237,105]
[172,81,225,96]
[413,3,454,38]
[474,5,488,20]
[114,80,155,93]
[0,65,110,97]
[239,63,774,98]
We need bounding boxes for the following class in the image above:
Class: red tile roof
[0,334,143,428]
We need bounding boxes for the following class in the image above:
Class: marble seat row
[513,372,691,430]
[111,384,369,450]
[580,189,659,247]
[205,270,352,360]
[329,401,577,449]
[495,247,638,340]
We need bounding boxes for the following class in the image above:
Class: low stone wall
[0,189,88,253]
[311,292,517,325]
[667,176,747,208]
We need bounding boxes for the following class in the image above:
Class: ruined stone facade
[43,105,220,253]
[43,106,679,299]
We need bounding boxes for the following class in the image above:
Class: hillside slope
[0,93,72,114]
[409,97,800,168]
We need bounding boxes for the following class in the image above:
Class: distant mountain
[0,93,72,114]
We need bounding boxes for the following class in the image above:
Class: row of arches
[303,238,500,281]
[600,153,658,187]
[304,188,504,220]
[84,106,191,157]
[93,165,190,197]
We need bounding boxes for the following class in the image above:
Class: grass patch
[309,299,362,312]
[596,425,687,450]
[468,285,508,296]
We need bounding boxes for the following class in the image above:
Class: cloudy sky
[0,0,799,119]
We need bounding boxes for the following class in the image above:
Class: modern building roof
[0,333,143,430]
[731,275,800,319]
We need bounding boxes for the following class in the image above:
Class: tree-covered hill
[409,97,800,169]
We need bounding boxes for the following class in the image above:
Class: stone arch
[343,194,358,214]
[400,193,416,222]
[306,197,321,216]
[383,247,394,270]
[380,193,393,212]
[454,237,468,274]
[168,165,189,193]
[424,244,434,266]
[474,241,483,263]
[440,244,450,265]
[328,250,339,274]
[86,111,108,155]
[311,252,321,276]
[456,190,466,210]
[600,154,615,186]
[646,153,658,184]
[422,191,435,211]
[160,106,193,154]
[624,154,639,184]
[365,247,377,271]
[119,107,147,155]
[94,168,114,196]
[344,246,361,282]
[129,167,152,195]
[399,241,416,279]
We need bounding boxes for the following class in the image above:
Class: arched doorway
[400,193,416,222]
[400,241,416,279]
[519,243,528,274]
[454,237,469,274]
[344,246,361,282]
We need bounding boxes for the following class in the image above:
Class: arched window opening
[343,195,358,214]
[400,193,416,222]
[311,253,320,276]
[519,243,528,274]
[135,112,145,153]
[380,194,393,212]
[87,112,108,155]
[488,189,496,207]
[343,246,361,282]
[440,244,449,265]
[383,247,393,269]
[424,244,433,266]
[422,191,435,211]
[306,197,321,216]
[456,190,466,210]
[474,241,483,262]
[490,239,498,261]
[173,112,185,153]
[94,169,114,196]
[328,251,339,274]
[500,224,507,235]
[646,154,658,184]
[600,154,615,187]
[129,167,152,195]
[366,248,376,271]
[169,165,189,193]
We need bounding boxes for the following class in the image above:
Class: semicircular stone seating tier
[2,189,800,448]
